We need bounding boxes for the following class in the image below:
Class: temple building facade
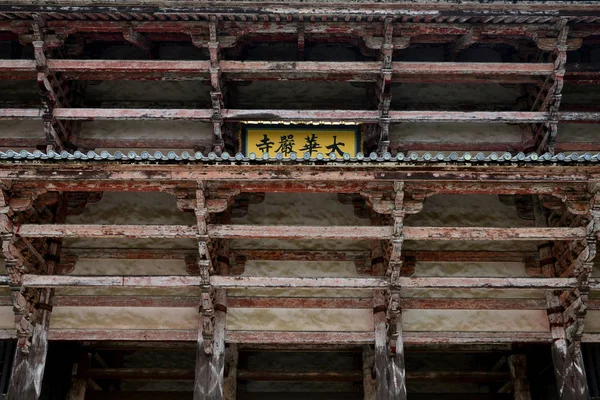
[1,0,600,399]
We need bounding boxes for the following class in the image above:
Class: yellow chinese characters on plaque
[241,124,362,158]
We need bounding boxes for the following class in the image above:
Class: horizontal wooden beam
[21,275,389,289]
[61,248,192,260]
[235,369,510,383]
[6,107,600,124]
[0,108,44,120]
[401,298,547,310]
[49,296,553,310]
[48,329,196,342]
[225,331,375,345]
[34,60,554,82]
[34,296,559,310]
[52,295,199,308]
[237,370,363,382]
[88,368,195,381]
[54,108,213,121]
[41,330,582,344]
[227,297,372,309]
[402,332,554,345]
[208,225,391,240]
[16,224,199,239]
[403,226,586,241]
[109,367,485,385]
[230,249,368,262]
[20,275,579,290]
[0,163,597,184]
[403,250,535,262]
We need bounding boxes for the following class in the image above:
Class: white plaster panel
[392,83,519,106]
[235,81,368,109]
[230,193,371,250]
[73,259,188,276]
[556,124,600,143]
[0,307,14,329]
[402,309,550,332]
[233,193,369,226]
[414,261,528,277]
[51,306,198,330]
[54,287,199,297]
[406,195,532,227]
[66,192,195,225]
[79,120,213,140]
[584,310,600,332]
[227,308,373,332]
[86,81,211,103]
[0,120,45,139]
[230,260,371,298]
[389,122,522,143]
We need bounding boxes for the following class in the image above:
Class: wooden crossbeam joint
[123,25,151,51]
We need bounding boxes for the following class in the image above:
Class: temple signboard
[241,124,362,158]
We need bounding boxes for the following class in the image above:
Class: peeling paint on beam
[54,108,213,121]
[53,296,199,307]
[208,225,392,240]
[403,251,536,262]
[403,227,587,241]
[48,329,197,341]
[392,62,554,76]
[20,275,387,289]
[236,370,363,382]
[61,248,192,260]
[402,332,553,345]
[230,249,368,261]
[227,297,372,309]
[401,298,547,310]
[16,224,199,238]
[211,276,389,289]
[0,164,596,184]
[225,331,375,345]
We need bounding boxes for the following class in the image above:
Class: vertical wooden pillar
[195,289,226,400]
[389,305,407,400]
[373,291,389,400]
[66,352,90,400]
[363,345,376,400]
[508,354,532,400]
[7,194,66,400]
[223,344,238,400]
[534,198,590,400]
[7,319,49,399]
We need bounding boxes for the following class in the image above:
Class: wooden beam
[227,297,372,309]
[0,163,597,184]
[208,225,391,240]
[89,367,194,380]
[236,370,363,382]
[16,224,199,238]
[45,296,555,310]
[402,332,553,345]
[402,227,586,241]
[61,248,192,260]
[20,275,579,290]
[42,330,562,345]
[54,108,213,121]
[225,331,375,345]
[403,250,536,262]
[12,224,590,242]
[508,355,532,400]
